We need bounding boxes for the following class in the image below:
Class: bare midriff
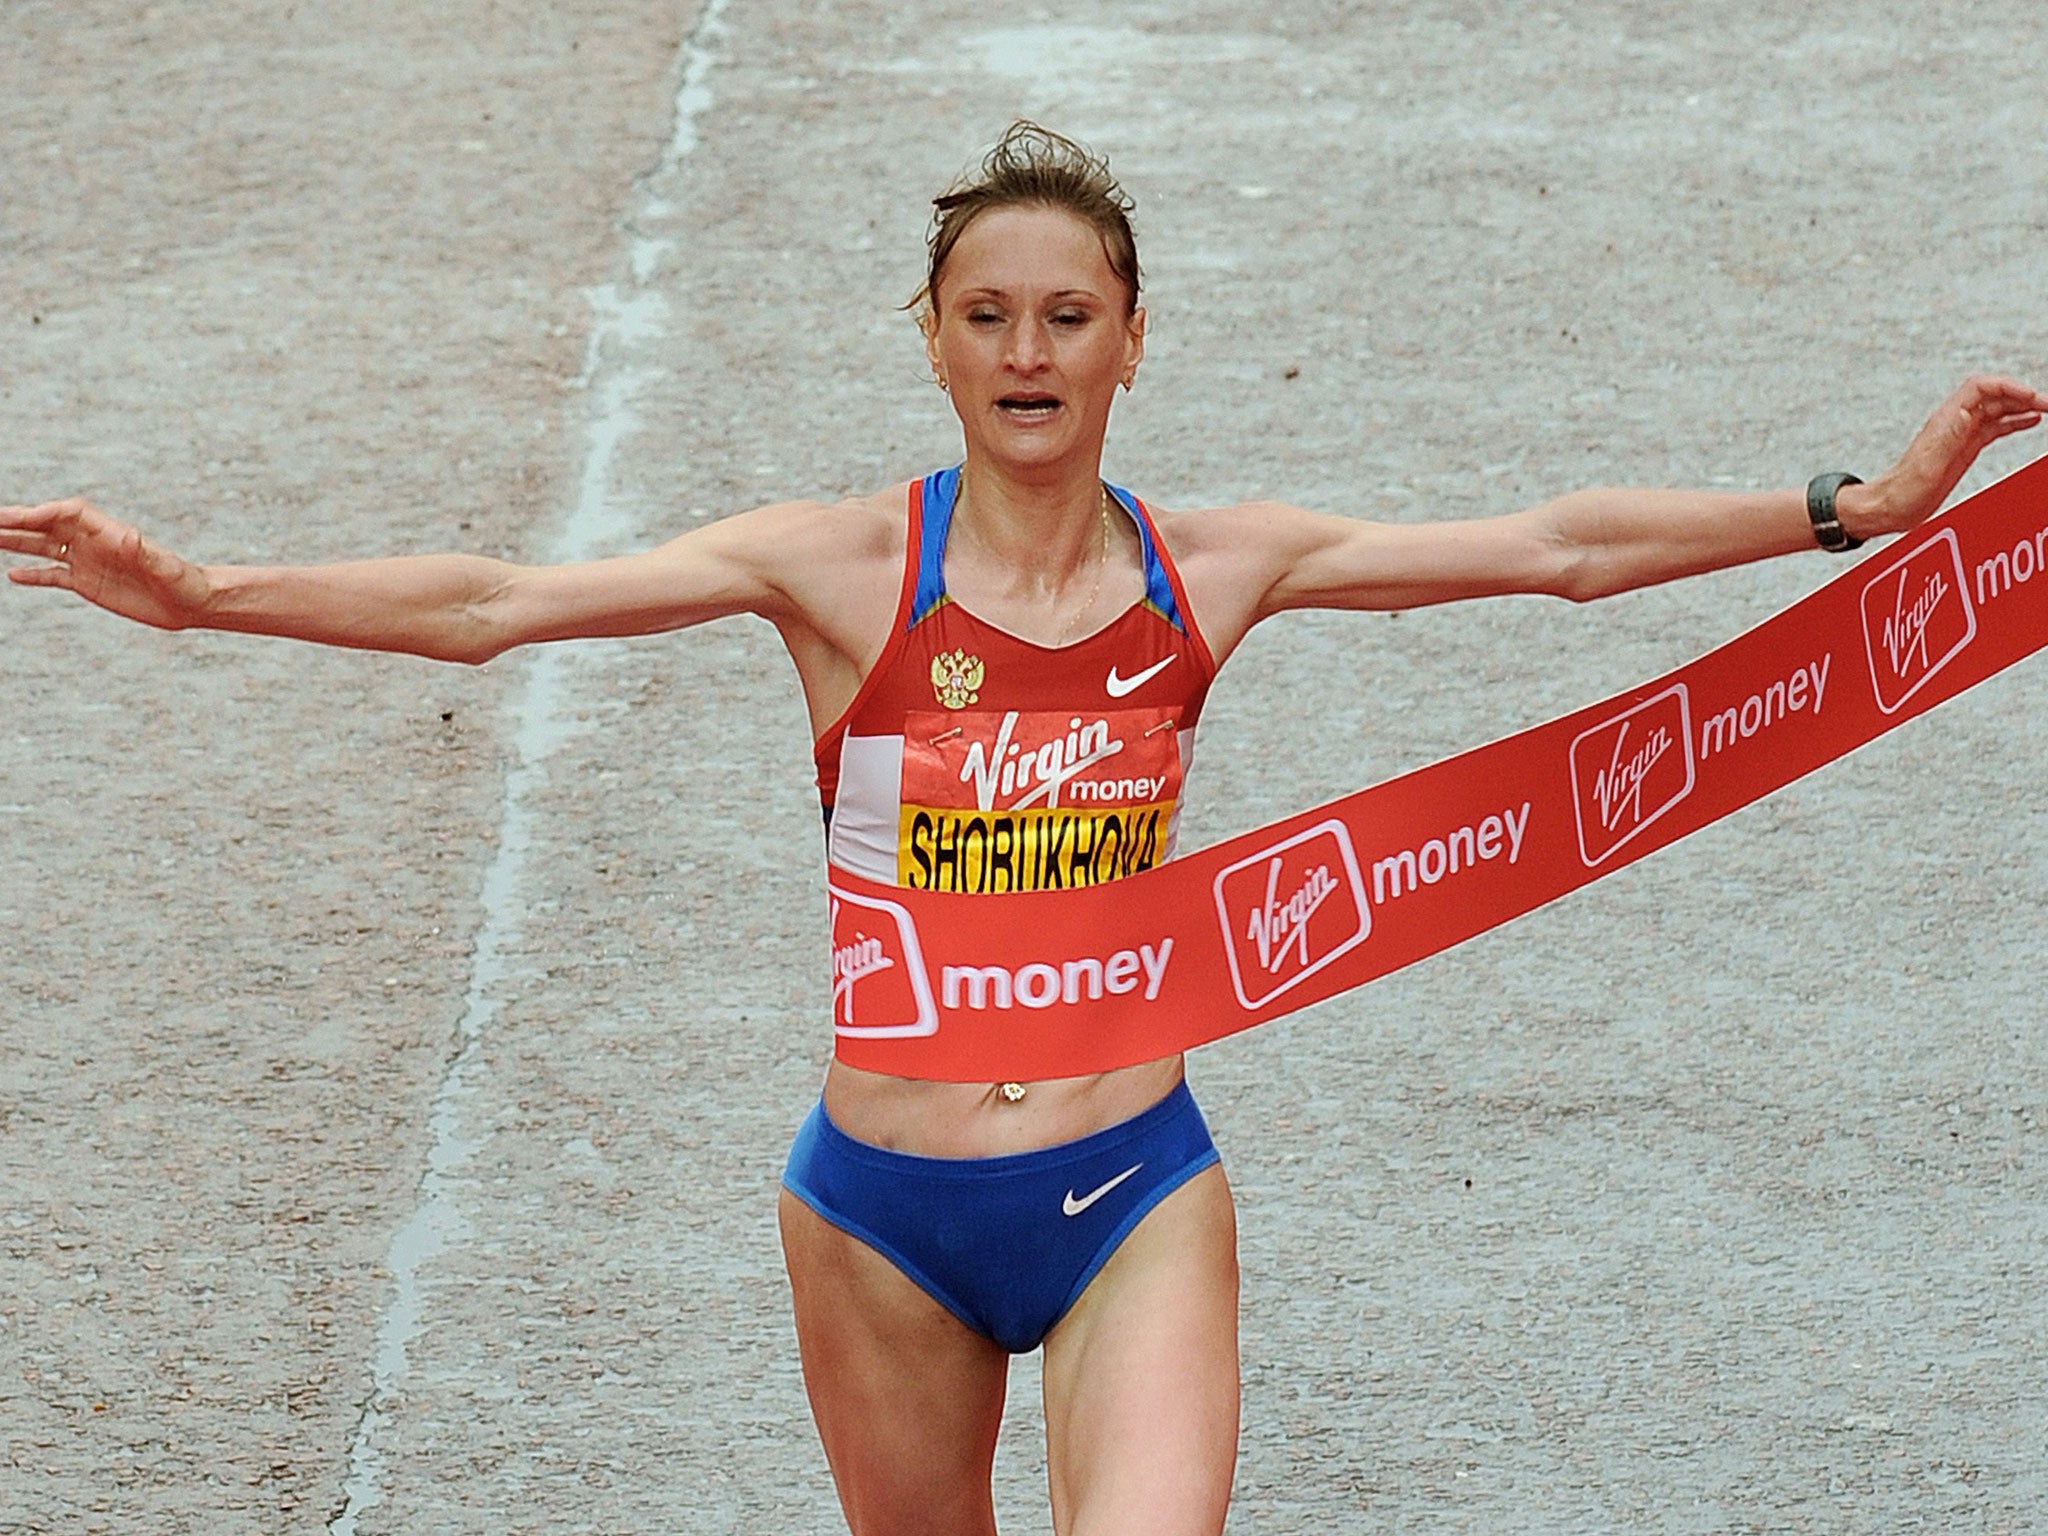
[821,1053,1186,1158]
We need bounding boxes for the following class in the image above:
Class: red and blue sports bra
[815,467,1217,893]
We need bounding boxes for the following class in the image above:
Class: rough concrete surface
[3,2,2044,1532]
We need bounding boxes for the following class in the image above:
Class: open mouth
[996,393,1062,422]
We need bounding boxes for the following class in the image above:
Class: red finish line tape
[828,459,2048,1082]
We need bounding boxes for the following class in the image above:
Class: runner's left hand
[1842,374,2048,539]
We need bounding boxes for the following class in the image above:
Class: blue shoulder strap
[1107,482,1185,630]
[909,466,959,628]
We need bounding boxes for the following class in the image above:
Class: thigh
[778,1190,1012,1536]
[1040,1162,1240,1536]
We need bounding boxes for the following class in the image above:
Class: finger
[0,504,65,533]
[5,563,76,590]
[1955,406,2045,447]
[5,500,99,541]
[0,529,70,559]
[1959,376,2048,417]
[1983,411,2043,441]
[1927,392,2027,453]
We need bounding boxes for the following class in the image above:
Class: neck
[954,456,1107,572]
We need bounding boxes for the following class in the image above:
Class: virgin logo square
[1212,820,1371,1012]
[1569,684,1695,868]
[828,887,938,1039]
[1861,529,1976,715]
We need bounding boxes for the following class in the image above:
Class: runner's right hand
[0,499,211,630]
[1844,374,2048,539]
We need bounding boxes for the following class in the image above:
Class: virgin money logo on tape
[1570,684,1695,868]
[828,888,938,1039]
[1861,529,1976,715]
[1212,819,1372,1012]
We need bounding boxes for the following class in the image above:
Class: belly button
[998,1082,1027,1103]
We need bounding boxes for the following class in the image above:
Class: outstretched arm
[1235,374,2046,621]
[0,496,852,666]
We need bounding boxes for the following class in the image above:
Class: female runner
[4,124,2044,1536]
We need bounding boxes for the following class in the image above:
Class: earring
[935,374,950,391]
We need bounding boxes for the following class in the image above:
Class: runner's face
[925,205,1144,475]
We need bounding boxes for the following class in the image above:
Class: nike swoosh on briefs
[1062,1163,1145,1217]
[1105,655,1176,697]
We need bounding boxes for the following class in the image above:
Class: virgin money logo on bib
[1570,685,1695,868]
[1212,820,1372,1011]
[828,888,938,1039]
[1861,529,1977,715]
[897,707,1184,892]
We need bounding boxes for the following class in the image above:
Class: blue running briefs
[782,1081,1220,1353]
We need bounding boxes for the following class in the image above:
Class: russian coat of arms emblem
[930,649,985,709]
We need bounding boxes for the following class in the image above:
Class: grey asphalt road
[3,2,2044,1532]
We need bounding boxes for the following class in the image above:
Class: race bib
[896,707,1183,891]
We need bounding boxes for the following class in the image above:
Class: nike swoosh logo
[1063,1162,1144,1217]
[1105,655,1176,698]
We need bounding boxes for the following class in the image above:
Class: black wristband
[1807,472,1866,553]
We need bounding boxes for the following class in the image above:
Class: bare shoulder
[716,482,910,672]
[656,482,908,613]
[1149,499,1316,561]
[783,483,907,547]
[703,483,906,566]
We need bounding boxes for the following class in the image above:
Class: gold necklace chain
[1052,487,1113,648]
